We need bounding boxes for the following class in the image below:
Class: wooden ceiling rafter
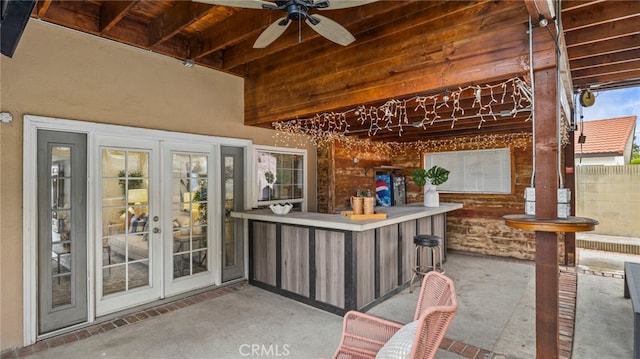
[99,1,136,34]
[562,0,640,91]
[190,10,278,60]
[24,0,640,142]
[219,0,434,72]
[148,1,212,47]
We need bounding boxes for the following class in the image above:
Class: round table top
[503,214,598,233]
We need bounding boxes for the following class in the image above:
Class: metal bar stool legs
[409,234,444,293]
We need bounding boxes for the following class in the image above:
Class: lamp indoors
[183,192,200,219]
[128,188,148,216]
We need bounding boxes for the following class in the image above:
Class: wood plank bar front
[234,203,461,315]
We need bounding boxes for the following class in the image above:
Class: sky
[577,86,640,145]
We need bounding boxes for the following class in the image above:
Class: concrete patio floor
[7,246,637,359]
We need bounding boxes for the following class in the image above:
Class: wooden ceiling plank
[149,1,212,47]
[569,48,640,71]
[571,58,640,79]
[99,1,136,34]
[562,0,640,32]
[36,0,53,18]
[572,69,640,89]
[226,0,515,72]
[563,16,640,46]
[567,33,640,60]
[561,0,607,13]
[220,0,433,71]
[189,10,278,59]
[31,1,100,33]
[246,1,528,93]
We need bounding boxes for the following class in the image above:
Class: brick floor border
[2,265,585,359]
[1,282,249,359]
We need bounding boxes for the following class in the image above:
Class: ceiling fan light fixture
[197,0,366,47]
[286,3,308,21]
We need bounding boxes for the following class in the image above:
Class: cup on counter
[350,196,364,215]
[363,197,375,215]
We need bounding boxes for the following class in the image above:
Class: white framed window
[425,148,512,194]
[253,145,307,210]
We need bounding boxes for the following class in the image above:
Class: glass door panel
[222,146,244,282]
[101,149,150,295]
[171,153,208,279]
[51,149,72,306]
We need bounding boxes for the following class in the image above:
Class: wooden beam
[564,130,576,266]
[533,67,560,359]
[526,0,574,118]
[148,1,212,47]
[99,1,136,34]
[244,1,540,126]
[189,10,278,59]
[36,0,53,18]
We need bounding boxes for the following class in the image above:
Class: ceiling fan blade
[305,14,355,46]
[193,0,274,10]
[254,17,291,48]
[316,0,378,10]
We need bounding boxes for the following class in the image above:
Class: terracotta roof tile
[574,116,637,155]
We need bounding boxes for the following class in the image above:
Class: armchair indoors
[333,271,458,359]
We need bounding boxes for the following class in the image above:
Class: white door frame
[162,142,221,296]
[23,115,252,346]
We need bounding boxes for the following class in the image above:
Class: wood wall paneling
[400,221,417,285]
[251,222,277,286]
[377,225,399,297]
[317,138,543,261]
[355,230,375,308]
[280,225,310,297]
[243,1,553,126]
[315,229,345,308]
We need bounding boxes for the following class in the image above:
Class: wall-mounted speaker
[1,0,36,58]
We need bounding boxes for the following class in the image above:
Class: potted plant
[412,165,450,207]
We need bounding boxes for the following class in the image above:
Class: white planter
[424,184,439,207]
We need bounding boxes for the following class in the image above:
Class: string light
[273,76,533,144]
[271,76,580,154]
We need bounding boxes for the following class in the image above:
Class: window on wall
[254,145,306,209]
[425,148,512,194]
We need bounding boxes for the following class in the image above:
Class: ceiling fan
[194,0,377,48]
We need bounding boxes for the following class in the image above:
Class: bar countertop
[230,202,463,232]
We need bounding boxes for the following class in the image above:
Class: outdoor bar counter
[231,202,462,315]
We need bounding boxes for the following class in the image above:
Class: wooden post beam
[534,67,560,359]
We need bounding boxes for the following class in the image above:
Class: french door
[163,143,217,296]
[221,146,244,282]
[26,116,251,343]
[96,139,242,313]
[96,137,162,315]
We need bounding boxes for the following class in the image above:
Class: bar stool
[409,234,444,293]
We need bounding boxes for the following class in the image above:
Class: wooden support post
[534,67,559,359]
[564,122,576,266]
